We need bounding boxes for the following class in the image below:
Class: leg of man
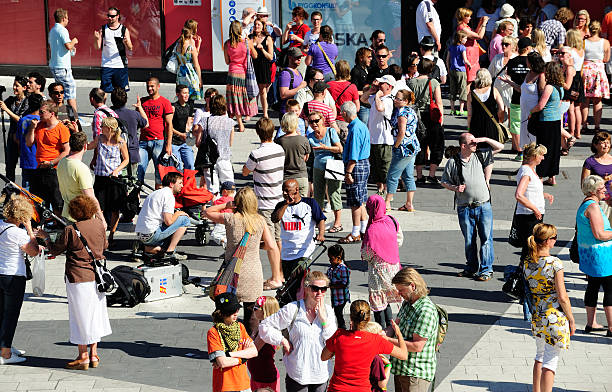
[112,68,130,91]
[394,375,431,392]
[150,139,165,186]
[138,141,152,183]
[379,145,392,192]
[294,177,309,198]
[5,136,19,181]
[171,144,185,171]
[308,382,328,392]
[178,143,195,170]
[312,168,326,208]
[476,202,495,276]
[457,206,479,274]
[21,168,35,190]
[333,302,346,329]
[100,67,114,93]
[242,301,255,335]
[285,376,308,392]
[145,215,191,252]
[259,209,281,251]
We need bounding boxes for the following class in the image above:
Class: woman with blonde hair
[276,111,311,197]
[389,268,439,391]
[321,300,407,392]
[204,186,283,329]
[224,20,258,132]
[573,9,591,39]
[566,29,586,138]
[183,19,201,53]
[489,35,517,121]
[0,195,41,365]
[581,21,611,133]
[91,117,129,245]
[523,223,574,392]
[532,28,551,62]
[514,143,554,259]
[248,295,282,392]
[456,7,490,83]
[175,26,203,100]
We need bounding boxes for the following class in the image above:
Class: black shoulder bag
[74,225,116,293]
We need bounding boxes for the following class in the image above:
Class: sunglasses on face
[502,43,510,47]
[51,90,65,95]
[108,14,118,18]
[308,118,322,124]
[549,235,558,240]
[376,54,389,59]
[308,284,328,293]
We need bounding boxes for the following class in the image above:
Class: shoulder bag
[194,117,220,172]
[471,90,510,143]
[428,80,442,125]
[317,42,337,76]
[245,39,260,100]
[502,261,525,300]
[209,231,251,300]
[74,224,116,293]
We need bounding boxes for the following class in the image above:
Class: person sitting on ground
[272,179,326,302]
[134,172,190,261]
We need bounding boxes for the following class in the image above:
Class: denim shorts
[50,68,76,100]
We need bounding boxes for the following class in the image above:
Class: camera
[0,85,5,95]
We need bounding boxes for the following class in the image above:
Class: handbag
[324,159,345,180]
[194,118,220,172]
[471,90,510,144]
[502,262,525,300]
[428,80,442,125]
[166,53,178,74]
[317,42,336,76]
[508,204,522,248]
[31,250,46,296]
[245,39,260,100]
[74,224,116,293]
[527,111,540,137]
[209,231,251,300]
[389,216,404,247]
[570,227,579,263]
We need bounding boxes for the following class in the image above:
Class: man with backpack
[89,88,117,139]
[94,6,133,93]
[441,133,503,282]
[278,47,308,114]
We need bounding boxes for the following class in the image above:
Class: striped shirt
[93,105,118,139]
[94,139,124,176]
[245,142,285,210]
[301,99,337,127]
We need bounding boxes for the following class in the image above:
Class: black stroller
[276,243,327,307]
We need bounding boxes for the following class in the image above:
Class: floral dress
[361,246,403,312]
[390,106,420,157]
[175,44,203,100]
[523,256,570,349]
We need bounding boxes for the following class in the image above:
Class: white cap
[375,75,397,87]
[499,4,515,18]
[257,6,269,15]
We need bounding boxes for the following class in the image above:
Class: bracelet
[345,172,352,175]
[320,321,327,327]
[384,363,392,368]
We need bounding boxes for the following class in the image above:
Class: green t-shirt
[57,157,94,221]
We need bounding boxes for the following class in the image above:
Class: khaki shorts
[394,375,431,392]
[449,69,468,101]
[259,209,281,242]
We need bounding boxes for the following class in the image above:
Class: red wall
[569,0,611,21]
[0,0,47,65]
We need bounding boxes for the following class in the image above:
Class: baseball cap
[214,292,242,314]
[287,47,303,58]
[419,36,435,48]
[518,37,532,50]
[257,6,269,15]
[220,181,236,191]
[375,75,397,87]
[312,81,330,93]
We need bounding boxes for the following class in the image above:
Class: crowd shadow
[449,379,584,392]
[56,340,209,360]
[23,293,67,304]
[17,355,71,369]
[133,311,213,322]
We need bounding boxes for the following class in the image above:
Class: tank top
[584,38,605,61]
[540,86,562,121]
[571,49,584,71]
[227,40,248,74]
[94,140,123,176]
[470,87,498,143]
[101,24,127,68]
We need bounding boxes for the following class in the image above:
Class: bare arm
[223,41,231,65]
[554,269,575,336]
[305,54,313,66]
[203,203,230,224]
[434,85,443,125]
[20,220,41,257]
[262,37,274,61]
[394,116,407,148]
[25,119,38,147]
[271,202,289,223]
[604,39,611,63]
[586,203,612,241]
[164,113,174,155]
[530,85,553,113]
[242,165,252,177]
[64,36,78,51]
[321,346,335,361]
[82,188,106,226]
[0,102,21,123]
[426,21,441,51]
[493,88,506,122]
[163,210,189,226]
[112,142,129,176]
[94,28,102,50]
[123,28,133,51]
[515,174,542,219]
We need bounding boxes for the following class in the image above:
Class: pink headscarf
[361,195,400,264]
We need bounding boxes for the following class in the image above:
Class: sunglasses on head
[308,284,328,293]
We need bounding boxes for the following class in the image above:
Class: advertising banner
[281,0,401,66]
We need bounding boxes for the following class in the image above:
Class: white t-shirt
[367,94,394,145]
[277,197,325,260]
[391,78,412,96]
[48,23,71,69]
[303,31,320,50]
[477,7,501,33]
[135,187,175,234]
[516,165,545,215]
[0,221,31,277]
[416,0,441,43]
[193,108,211,129]
[101,24,127,68]
[423,54,448,78]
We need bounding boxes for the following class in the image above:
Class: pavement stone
[0,75,611,391]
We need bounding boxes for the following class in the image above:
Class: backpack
[433,303,448,351]
[420,55,441,83]
[452,149,486,185]
[194,117,220,172]
[106,265,151,307]
[162,37,181,69]
[101,24,128,67]
[272,68,295,112]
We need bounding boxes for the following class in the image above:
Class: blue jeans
[457,201,494,276]
[141,215,191,247]
[138,139,165,184]
[386,149,416,194]
[171,143,195,171]
[358,105,369,125]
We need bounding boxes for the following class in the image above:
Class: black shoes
[584,325,608,334]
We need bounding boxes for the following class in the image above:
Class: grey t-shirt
[275,134,311,179]
[442,150,491,206]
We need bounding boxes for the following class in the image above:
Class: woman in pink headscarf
[361,194,403,329]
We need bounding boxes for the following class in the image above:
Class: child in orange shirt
[207,293,257,392]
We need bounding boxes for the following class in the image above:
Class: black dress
[470,88,499,149]
[252,35,272,85]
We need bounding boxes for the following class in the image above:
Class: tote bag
[245,40,260,100]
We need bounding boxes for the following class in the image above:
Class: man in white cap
[255,6,282,41]
[496,3,518,37]
[360,75,395,194]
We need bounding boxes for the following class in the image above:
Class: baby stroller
[276,243,327,307]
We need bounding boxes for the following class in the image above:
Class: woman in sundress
[175,26,202,101]
[581,21,610,133]
[523,223,575,392]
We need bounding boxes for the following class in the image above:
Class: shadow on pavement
[450,380,584,392]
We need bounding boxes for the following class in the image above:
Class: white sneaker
[0,354,26,364]
[11,347,25,356]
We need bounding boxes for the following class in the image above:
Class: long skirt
[66,279,112,345]
[535,120,561,178]
[226,73,258,117]
[362,246,403,312]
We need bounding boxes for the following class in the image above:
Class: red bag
[429,80,442,125]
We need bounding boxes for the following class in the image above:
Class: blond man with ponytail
[321,300,407,392]
[523,223,575,392]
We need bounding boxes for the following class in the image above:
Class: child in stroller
[209,181,235,248]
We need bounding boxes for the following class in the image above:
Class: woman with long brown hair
[175,25,202,100]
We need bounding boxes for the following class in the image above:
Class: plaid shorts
[345,159,370,207]
[50,67,76,100]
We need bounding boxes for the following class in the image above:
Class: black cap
[220,181,236,191]
[419,36,435,48]
[214,292,242,314]
[518,37,532,50]
[312,81,330,93]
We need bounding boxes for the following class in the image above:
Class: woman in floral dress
[523,223,575,392]
[175,26,203,100]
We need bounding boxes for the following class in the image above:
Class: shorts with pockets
[50,68,77,100]
[100,67,129,93]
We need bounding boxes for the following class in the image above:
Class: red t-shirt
[603,11,612,39]
[289,23,310,55]
[326,329,394,392]
[207,322,252,392]
[140,95,173,141]
[328,81,359,121]
[301,100,336,126]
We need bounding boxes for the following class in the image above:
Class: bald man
[272,179,326,301]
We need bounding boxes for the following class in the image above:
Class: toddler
[447,30,471,116]
[326,244,350,329]
[248,296,281,392]
[210,181,235,248]
[363,321,392,392]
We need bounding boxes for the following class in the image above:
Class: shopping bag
[31,249,46,296]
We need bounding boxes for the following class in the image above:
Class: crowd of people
[1,2,612,392]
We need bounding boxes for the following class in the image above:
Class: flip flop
[263,280,283,291]
[328,225,343,233]
[339,234,361,244]
[398,205,415,212]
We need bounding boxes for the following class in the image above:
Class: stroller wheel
[195,225,207,246]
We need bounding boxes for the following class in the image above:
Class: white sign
[174,0,202,5]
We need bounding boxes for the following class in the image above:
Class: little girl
[447,30,471,116]
[248,296,281,392]
[90,117,129,244]
[364,321,392,392]
[207,292,257,392]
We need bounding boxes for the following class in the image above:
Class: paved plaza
[0,76,611,391]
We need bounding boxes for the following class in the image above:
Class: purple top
[278,68,304,113]
[584,155,612,193]
[449,44,466,72]
[308,42,338,75]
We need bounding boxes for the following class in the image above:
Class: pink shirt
[226,40,247,74]
[489,34,504,62]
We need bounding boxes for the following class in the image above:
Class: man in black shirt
[171,85,195,171]
[110,87,148,177]
[368,45,391,83]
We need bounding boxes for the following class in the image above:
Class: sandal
[90,355,100,368]
[338,234,361,244]
[567,136,576,148]
[263,279,283,291]
[328,225,343,233]
[560,148,569,156]
[398,205,415,212]
[65,358,89,370]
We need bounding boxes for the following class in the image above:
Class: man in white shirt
[94,7,133,93]
[416,0,442,52]
[360,75,394,194]
[48,8,79,120]
[134,172,190,261]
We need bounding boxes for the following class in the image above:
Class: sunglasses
[107,14,118,18]
[51,90,65,95]
[308,118,322,124]
[253,305,261,311]
[502,43,510,47]
[308,284,328,293]
[549,235,558,240]
[376,54,389,59]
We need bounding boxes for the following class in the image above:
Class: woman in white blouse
[259,270,336,392]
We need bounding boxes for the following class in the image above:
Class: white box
[138,264,183,302]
